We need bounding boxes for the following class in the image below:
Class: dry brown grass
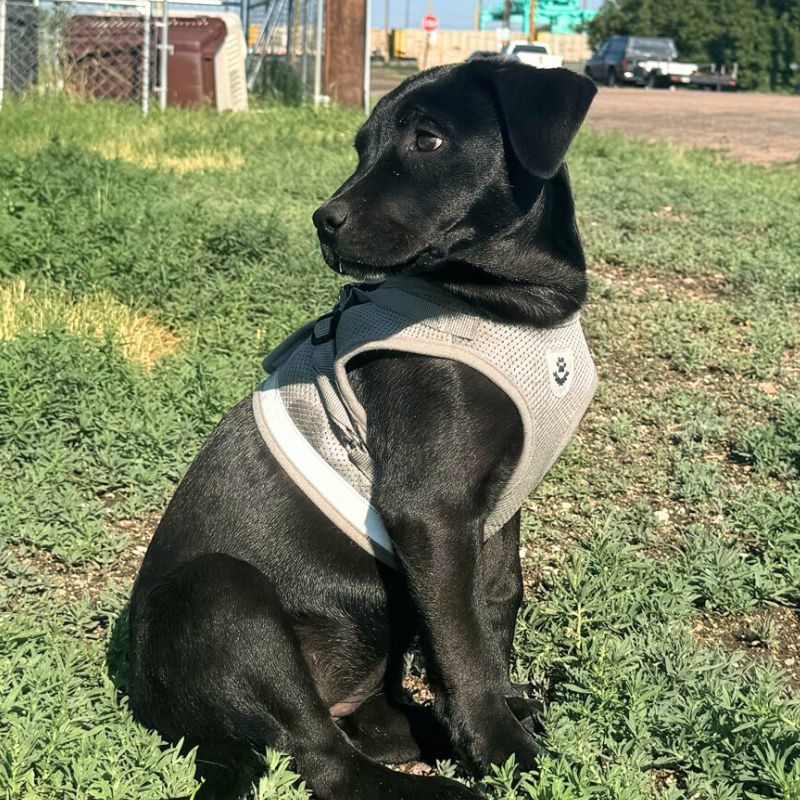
[2,128,244,175]
[90,136,245,174]
[0,279,179,368]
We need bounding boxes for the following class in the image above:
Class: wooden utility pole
[324,0,366,108]
[528,0,536,41]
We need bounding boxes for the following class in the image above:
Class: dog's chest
[252,278,598,568]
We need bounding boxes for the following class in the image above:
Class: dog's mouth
[319,241,443,283]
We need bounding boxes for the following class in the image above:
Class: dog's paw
[424,775,484,799]
[323,753,481,800]
[480,725,540,774]
[505,694,545,736]
[463,710,540,775]
[343,776,479,800]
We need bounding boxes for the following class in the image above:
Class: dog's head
[313,61,597,322]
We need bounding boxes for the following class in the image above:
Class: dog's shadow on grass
[106,602,131,693]
[106,607,267,800]
[106,607,193,798]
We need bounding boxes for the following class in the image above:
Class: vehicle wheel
[606,69,617,87]
[646,71,658,89]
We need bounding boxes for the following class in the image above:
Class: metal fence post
[285,0,293,64]
[141,0,151,114]
[312,0,323,105]
[0,0,7,110]
[299,0,309,93]
[159,0,168,109]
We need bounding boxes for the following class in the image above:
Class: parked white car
[500,41,564,69]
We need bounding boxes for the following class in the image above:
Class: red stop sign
[422,14,439,32]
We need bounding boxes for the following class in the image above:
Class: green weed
[735,397,800,480]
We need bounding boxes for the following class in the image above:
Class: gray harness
[252,277,597,567]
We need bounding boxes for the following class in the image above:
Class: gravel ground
[371,65,800,165]
[585,86,800,165]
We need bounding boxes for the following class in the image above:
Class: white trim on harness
[255,372,395,557]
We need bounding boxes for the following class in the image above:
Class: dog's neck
[423,166,588,326]
[434,265,586,327]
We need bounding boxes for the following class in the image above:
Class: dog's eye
[415,131,443,152]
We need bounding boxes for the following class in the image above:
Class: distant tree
[587,0,717,58]
[707,0,774,90]
[588,0,799,90]
[650,0,719,61]
[767,0,800,88]
[587,0,631,50]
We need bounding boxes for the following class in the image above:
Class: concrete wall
[370,28,591,68]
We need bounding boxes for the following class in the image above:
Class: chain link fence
[0,0,326,113]
[1,0,158,111]
[245,0,325,104]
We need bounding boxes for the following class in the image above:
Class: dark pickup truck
[585,36,738,90]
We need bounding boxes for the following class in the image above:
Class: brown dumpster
[64,16,151,102]
[63,14,242,110]
[166,18,227,107]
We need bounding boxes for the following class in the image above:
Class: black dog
[128,61,596,799]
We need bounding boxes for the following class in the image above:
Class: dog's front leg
[379,501,539,774]
[481,511,524,670]
[482,514,545,733]
[359,355,538,772]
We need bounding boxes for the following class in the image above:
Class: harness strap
[262,318,316,373]
[308,286,376,483]
[368,279,481,340]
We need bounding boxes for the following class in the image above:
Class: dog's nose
[313,201,349,235]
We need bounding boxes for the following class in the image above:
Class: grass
[0,94,798,799]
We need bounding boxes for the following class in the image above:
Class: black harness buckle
[311,309,341,346]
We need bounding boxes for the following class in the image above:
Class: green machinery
[479,0,597,35]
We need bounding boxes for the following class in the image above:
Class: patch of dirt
[591,262,730,303]
[370,64,419,104]
[393,761,439,775]
[402,654,435,707]
[22,512,159,605]
[692,605,800,689]
[106,514,159,582]
[587,87,800,165]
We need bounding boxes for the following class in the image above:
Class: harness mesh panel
[254,277,597,559]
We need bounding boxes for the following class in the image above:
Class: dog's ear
[490,63,597,179]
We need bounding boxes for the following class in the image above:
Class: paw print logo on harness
[553,357,570,387]
[546,349,574,398]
